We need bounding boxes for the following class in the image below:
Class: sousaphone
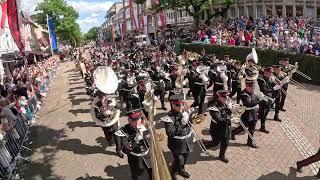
[93,66,118,94]
[91,66,120,127]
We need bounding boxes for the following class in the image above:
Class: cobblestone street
[20,61,319,180]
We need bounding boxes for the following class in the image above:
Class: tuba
[239,48,260,90]
[90,66,120,127]
[216,63,228,90]
[93,66,119,94]
[174,67,188,97]
[196,65,209,83]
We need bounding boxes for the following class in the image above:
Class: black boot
[247,142,257,148]
[218,146,229,163]
[179,168,190,178]
[187,90,192,97]
[260,128,270,134]
[260,125,270,134]
[170,163,179,180]
[231,134,236,140]
[273,115,282,122]
[296,161,302,173]
[116,151,124,158]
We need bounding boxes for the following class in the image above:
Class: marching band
[73,43,314,180]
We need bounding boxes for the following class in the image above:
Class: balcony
[166,19,175,24]
[177,17,193,24]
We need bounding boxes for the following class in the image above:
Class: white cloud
[68,1,114,15]
[21,0,43,15]
[77,15,102,33]
[21,0,113,33]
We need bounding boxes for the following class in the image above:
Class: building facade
[100,0,320,42]
[226,0,318,19]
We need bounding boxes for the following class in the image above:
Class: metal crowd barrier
[0,65,59,179]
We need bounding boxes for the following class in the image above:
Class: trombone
[183,105,211,156]
[226,98,257,145]
[296,70,312,81]
[271,75,297,106]
[186,120,211,156]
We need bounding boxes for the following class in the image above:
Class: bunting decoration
[129,0,139,30]
[7,0,24,52]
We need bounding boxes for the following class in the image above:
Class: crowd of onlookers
[0,55,60,138]
[193,16,320,55]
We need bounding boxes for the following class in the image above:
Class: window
[317,7,320,20]
[306,6,315,18]
[230,7,236,18]
[257,5,264,18]
[296,6,303,17]
[201,11,205,20]
[266,6,272,17]
[211,8,218,19]
[247,6,253,17]
[276,6,283,17]
[286,6,293,17]
[239,6,244,17]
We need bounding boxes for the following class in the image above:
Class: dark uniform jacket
[162,110,194,154]
[115,124,151,170]
[190,69,205,88]
[240,89,260,122]
[257,75,276,98]
[208,70,230,91]
[148,69,166,90]
[227,63,240,87]
[208,101,232,140]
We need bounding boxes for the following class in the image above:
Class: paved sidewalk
[19,61,319,180]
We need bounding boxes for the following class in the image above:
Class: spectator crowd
[194,16,320,56]
[0,55,60,177]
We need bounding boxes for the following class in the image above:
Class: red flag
[1,2,7,29]
[7,0,24,52]
[129,0,138,30]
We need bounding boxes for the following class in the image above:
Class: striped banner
[7,0,24,52]
[129,0,139,30]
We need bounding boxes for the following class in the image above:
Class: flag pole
[46,14,54,56]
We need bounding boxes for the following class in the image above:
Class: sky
[21,0,116,33]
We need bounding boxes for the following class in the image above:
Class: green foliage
[180,42,320,84]
[83,27,100,42]
[156,0,234,30]
[34,0,82,46]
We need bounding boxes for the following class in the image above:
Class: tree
[155,0,234,31]
[83,27,100,42]
[34,0,82,46]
